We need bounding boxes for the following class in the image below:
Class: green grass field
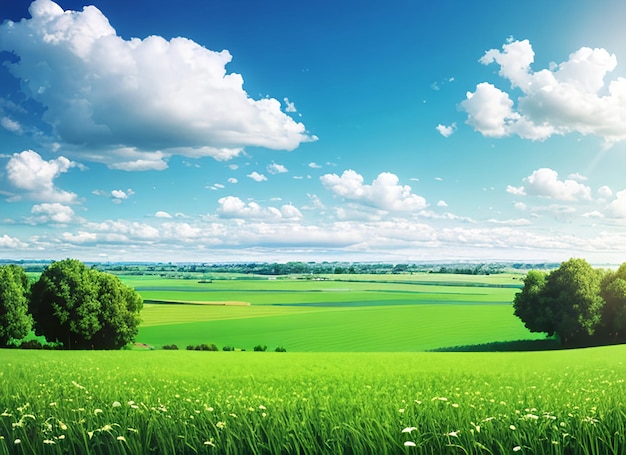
[130,273,542,351]
[2,346,625,454]
[4,271,621,454]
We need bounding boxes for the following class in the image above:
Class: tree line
[0,259,143,349]
[514,258,626,347]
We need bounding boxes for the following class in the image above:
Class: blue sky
[1,0,626,264]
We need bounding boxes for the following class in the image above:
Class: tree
[30,259,143,349]
[513,270,552,335]
[513,258,606,346]
[600,263,626,342]
[542,258,604,345]
[0,265,33,346]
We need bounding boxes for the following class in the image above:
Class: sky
[1,0,626,264]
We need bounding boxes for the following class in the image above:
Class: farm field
[128,273,545,351]
[1,346,625,454]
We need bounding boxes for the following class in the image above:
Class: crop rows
[1,347,626,454]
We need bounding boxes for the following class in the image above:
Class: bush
[19,339,43,350]
[275,346,287,352]
[253,345,267,352]
[186,343,218,351]
[162,344,179,350]
[222,345,233,351]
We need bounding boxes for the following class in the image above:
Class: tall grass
[1,347,625,454]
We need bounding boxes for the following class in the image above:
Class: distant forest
[1,260,560,277]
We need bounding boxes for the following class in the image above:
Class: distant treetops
[514,258,626,347]
[0,259,143,350]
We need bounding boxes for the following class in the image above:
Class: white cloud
[267,163,288,174]
[597,185,613,199]
[436,123,456,137]
[462,39,626,143]
[30,202,75,223]
[0,0,314,170]
[509,168,591,201]
[283,98,297,113]
[0,234,28,249]
[320,170,427,212]
[155,211,172,219]
[609,190,626,218]
[514,202,527,211]
[582,211,604,219]
[506,185,526,196]
[217,196,302,221]
[308,162,322,169]
[111,190,128,199]
[228,177,238,184]
[6,150,77,203]
[568,172,587,182]
[437,200,448,207]
[1,116,22,134]
[523,168,591,201]
[247,171,267,182]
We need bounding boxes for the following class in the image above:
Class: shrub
[253,345,267,352]
[19,339,43,350]
[222,345,233,351]
[162,344,179,350]
[275,346,287,352]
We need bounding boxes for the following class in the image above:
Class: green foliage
[0,264,33,346]
[253,344,267,351]
[513,258,626,346]
[29,259,143,349]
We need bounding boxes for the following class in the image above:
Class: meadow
[130,273,543,351]
[1,347,625,454]
[2,271,624,454]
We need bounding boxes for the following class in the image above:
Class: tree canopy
[29,259,143,349]
[514,258,626,346]
[0,265,32,346]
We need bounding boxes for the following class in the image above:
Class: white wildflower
[404,441,416,447]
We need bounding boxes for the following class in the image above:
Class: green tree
[30,259,143,349]
[543,258,604,345]
[90,272,143,349]
[513,270,552,335]
[0,265,33,346]
[513,258,606,346]
[600,263,626,342]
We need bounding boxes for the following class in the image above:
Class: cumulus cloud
[267,163,288,174]
[597,185,613,199]
[508,168,592,201]
[6,150,77,203]
[609,190,626,218]
[217,196,302,221]
[0,0,314,170]
[247,171,267,182]
[0,234,28,248]
[461,39,626,143]
[111,189,131,200]
[320,170,427,212]
[436,123,456,137]
[155,210,172,218]
[30,202,76,223]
